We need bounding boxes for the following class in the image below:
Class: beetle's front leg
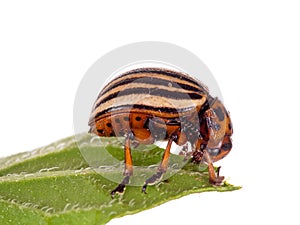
[203,150,224,185]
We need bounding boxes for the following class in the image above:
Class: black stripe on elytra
[101,68,206,95]
[92,104,196,122]
[100,76,205,97]
[120,68,202,87]
[95,87,203,109]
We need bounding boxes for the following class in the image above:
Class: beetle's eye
[222,142,232,151]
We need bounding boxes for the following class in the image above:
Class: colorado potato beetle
[88,68,233,196]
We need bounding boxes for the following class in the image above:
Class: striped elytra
[88,67,233,196]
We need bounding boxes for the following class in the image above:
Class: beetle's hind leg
[142,134,176,193]
[111,133,134,197]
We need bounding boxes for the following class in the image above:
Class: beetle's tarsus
[111,184,126,198]
[142,185,147,194]
[209,172,224,186]
[111,175,130,198]
[142,171,163,193]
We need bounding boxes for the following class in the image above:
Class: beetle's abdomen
[91,111,185,144]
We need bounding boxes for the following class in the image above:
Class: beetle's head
[200,98,233,162]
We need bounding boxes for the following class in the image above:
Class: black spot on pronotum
[222,142,232,151]
[123,117,129,121]
[135,116,142,121]
[214,107,225,121]
[228,122,232,131]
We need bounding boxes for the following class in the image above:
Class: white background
[0,1,299,224]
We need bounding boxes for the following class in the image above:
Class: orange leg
[142,134,175,193]
[123,135,133,177]
[203,150,224,185]
[111,134,133,197]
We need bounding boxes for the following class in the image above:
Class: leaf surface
[0,134,240,225]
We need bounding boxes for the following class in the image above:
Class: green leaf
[0,134,240,225]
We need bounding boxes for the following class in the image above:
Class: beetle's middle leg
[142,134,176,193]
[111,133,133,197]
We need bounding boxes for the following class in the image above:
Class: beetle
[88,68,233,196]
